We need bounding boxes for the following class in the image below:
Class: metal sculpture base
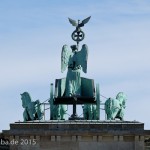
[69,106,84,120]
[68,97,83,120]
[69,114,82,120]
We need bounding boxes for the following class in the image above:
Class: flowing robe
[65,51,81,96]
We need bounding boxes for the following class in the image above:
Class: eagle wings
[68,16,91,27]
[61,44,88,73]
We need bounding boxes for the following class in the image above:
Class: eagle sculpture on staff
[68,16,91,45]
[61,44,88,97]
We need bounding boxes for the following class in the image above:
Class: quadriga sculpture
[21,92,43,121]
[105,92,127,121]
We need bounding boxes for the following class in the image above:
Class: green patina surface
[20,17,126,121]
[105,92,127,121]
[21,92,43,121]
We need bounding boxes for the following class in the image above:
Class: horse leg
[92,105,97,120]
[111,107,120,120]
[60,105,66,120]
[56,105,60,120]
[83,105,88,120]
[28,109,34,120]
[23,110,27,121]
[119,108,125,121]
[60,105,63,120]
[88,105,93,120]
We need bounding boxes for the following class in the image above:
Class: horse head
[20,92,32,108]
[116,92,127,108]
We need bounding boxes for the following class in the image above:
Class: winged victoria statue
[61,44,88,97]
[61,16,91,97]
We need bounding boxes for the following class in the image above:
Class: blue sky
[0,0,150,131]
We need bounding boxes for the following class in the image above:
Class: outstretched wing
[79,16,91,27]
[68,18,78,27]
[61,45,71,73]
[77,44,88,73]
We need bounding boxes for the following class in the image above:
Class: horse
[82,104,98,120]
[21,92,43,121]
[50,99,67,120]
[105,92,127,121]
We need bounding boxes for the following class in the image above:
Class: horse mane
[116,92,127,101]
[21,92,32,104]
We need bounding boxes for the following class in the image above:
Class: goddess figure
[61,44,88,97]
